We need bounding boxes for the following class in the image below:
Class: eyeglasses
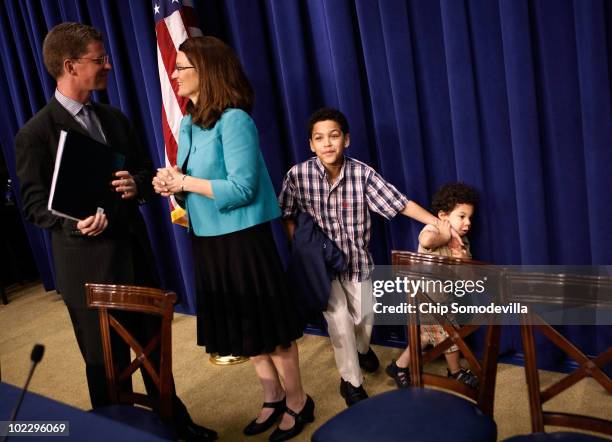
[71,54,110,65]
[174,65,195,72]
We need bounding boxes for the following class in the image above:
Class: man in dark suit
[14,22,216,441]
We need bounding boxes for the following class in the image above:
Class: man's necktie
[80,105,106,144]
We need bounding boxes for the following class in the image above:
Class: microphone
[8,344,45,422]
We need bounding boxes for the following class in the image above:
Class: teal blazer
[177,109,281,236]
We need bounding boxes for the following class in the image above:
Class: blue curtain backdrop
[0,0,610,364]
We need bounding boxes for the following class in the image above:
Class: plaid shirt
[279,156,409,281]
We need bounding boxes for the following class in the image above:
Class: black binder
[48,129,126,221]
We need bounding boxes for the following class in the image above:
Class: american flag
[153,0,202,226]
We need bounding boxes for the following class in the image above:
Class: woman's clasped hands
[152,165,185,197]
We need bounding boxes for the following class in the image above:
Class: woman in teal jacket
[153,37,313,441]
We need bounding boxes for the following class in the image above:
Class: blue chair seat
[312,388,497,442]
[91,405,177,440]
[505,432,610,442]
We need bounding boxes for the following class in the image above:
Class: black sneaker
[339,378,368,407]
[358,347,379,373]
[448,368,479,389]
[385,360,411,389]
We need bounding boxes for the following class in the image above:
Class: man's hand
[111,171,137,199]
[76,211,108,236]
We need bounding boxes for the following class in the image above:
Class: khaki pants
[323,278,373,387]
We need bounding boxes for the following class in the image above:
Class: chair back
[391,250,502,417]
[505,270,612,436]
[85,283,177,422]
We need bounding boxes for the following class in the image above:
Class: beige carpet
[1,283,610,441]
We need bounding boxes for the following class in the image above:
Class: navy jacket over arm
[288,212,347,325]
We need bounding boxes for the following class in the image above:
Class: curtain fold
[499,0,550,265]
[574,0,612,265]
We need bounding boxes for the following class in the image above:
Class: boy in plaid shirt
[279,108,453,406]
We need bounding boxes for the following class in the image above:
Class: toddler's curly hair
[431,183,479,214]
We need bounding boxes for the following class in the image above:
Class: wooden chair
[504,270,612,441]
[86,283,177,439]
[313,251,502,442]
[394,251,501,414]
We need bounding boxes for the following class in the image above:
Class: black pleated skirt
[191,222,303,356]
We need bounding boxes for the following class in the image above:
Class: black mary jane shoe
[243,397,286,436]
[268,395,315,442]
